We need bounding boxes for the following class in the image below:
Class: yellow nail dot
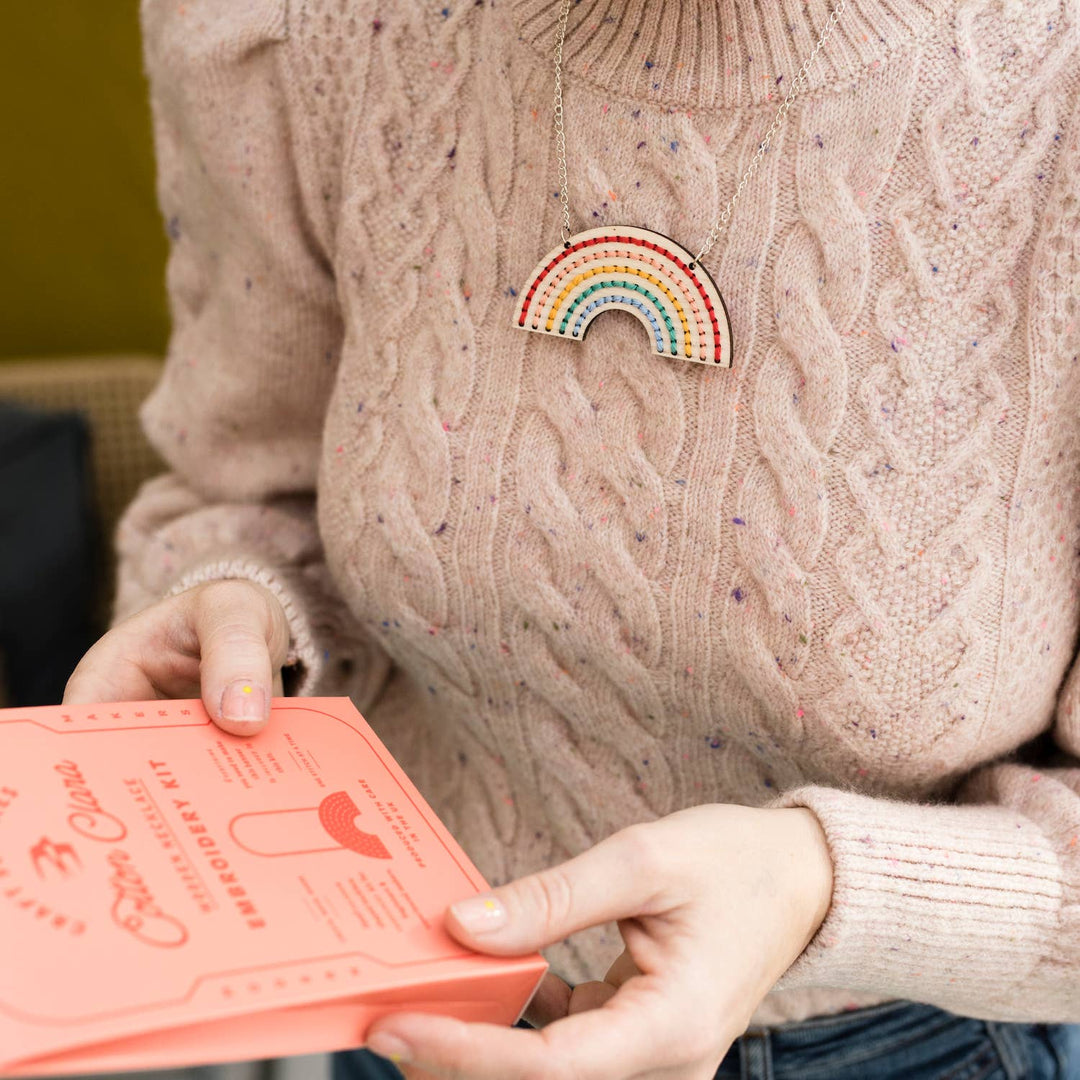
[484,899,497,910]
[388,1053,403,1064]
[242,685,252,694]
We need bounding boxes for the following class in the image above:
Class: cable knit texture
[121,0,1080,1026]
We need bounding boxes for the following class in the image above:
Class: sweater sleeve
[766,640,1080,1024]
[113,0,380,697]
[761,82,1080,1027]
[764,730,1080,1023]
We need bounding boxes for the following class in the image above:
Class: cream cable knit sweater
[117,0,1080,1027]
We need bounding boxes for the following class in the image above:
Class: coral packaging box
[0,698,547,1075]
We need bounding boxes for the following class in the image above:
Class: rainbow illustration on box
[516,226,733,367]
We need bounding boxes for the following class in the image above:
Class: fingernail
[366,1032,410,1064]
[449,893,507,934]
[220,680,265,724]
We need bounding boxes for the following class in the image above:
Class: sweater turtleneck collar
[510,0,955,109]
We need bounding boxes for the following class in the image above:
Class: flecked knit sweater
[118,0,1080,1027]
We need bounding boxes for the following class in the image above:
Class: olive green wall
[0,4,169,360]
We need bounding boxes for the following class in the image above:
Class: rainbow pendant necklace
[515,0,847,368]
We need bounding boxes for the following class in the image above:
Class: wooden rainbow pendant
[515,225,734,367]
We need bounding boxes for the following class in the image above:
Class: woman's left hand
[364,802,834,1080]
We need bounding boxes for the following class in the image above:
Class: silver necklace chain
[551,0,848,268]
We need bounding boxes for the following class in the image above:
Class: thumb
[188,580,291,737]
[444,827,655,955]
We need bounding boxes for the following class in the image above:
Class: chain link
[551,0,847,266]
[553,0,574,246]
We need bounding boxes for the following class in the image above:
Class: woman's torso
[280,0,1080,1022]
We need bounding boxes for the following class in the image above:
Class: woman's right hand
[64,580,291,736]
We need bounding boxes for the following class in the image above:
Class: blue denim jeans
[332,998,1080,1079]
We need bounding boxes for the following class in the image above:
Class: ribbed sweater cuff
[763,785,1062,1010]
[164,558,323,695]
